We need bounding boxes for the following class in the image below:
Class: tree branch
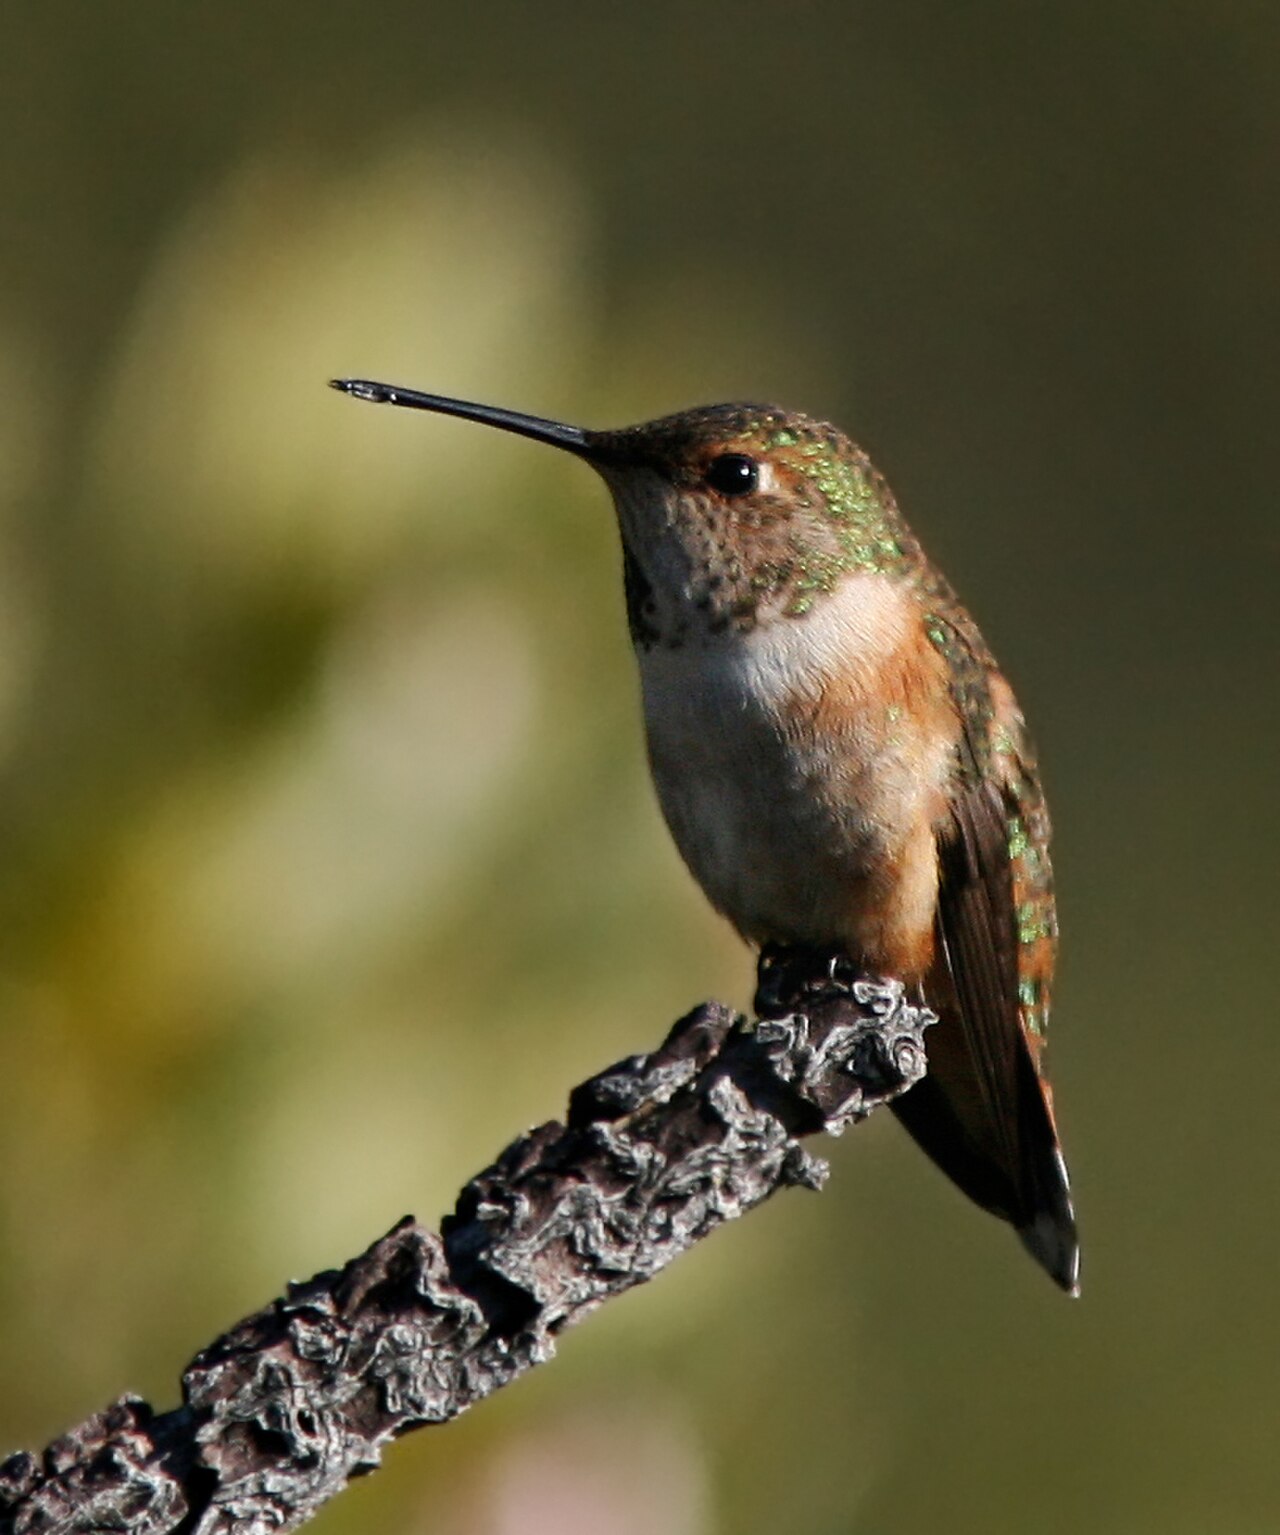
[0,960,932,1535]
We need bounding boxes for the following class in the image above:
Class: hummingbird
[330,377,1079,1294]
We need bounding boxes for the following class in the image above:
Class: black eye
[704,453,759,496]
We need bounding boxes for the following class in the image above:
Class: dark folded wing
[892,645,1078,1290]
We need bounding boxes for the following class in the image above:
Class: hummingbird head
[330,381,917,645]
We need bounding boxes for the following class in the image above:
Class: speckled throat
[588,404,925,649]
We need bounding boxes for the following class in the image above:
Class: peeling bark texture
[0,960,932,1535]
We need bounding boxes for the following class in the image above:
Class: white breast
[636,574,936,947]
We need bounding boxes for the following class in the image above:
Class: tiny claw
[891,1037,926,1081]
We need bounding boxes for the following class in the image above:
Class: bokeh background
[1,4,1276,1531]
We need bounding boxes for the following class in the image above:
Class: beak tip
[327,377,590,454]
[330,378,391,403]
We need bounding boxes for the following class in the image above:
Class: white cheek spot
[739,574,913,702]
[638,574,914,736]
[754,460,778,495]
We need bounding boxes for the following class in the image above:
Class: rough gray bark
[0,961,932,1535]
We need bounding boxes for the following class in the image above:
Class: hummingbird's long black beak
[330,378,593,458]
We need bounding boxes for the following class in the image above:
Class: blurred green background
[0,3,1275,1531]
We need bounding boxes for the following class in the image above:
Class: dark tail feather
[1018,1203,1080,1295]
[1014,1049,1080,1294]
[891,1028,1080,1294]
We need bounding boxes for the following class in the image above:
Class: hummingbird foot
[755,942,894,1018]
[752,944,936,1123]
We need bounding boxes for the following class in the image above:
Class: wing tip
[1018,1207,1081,1296]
